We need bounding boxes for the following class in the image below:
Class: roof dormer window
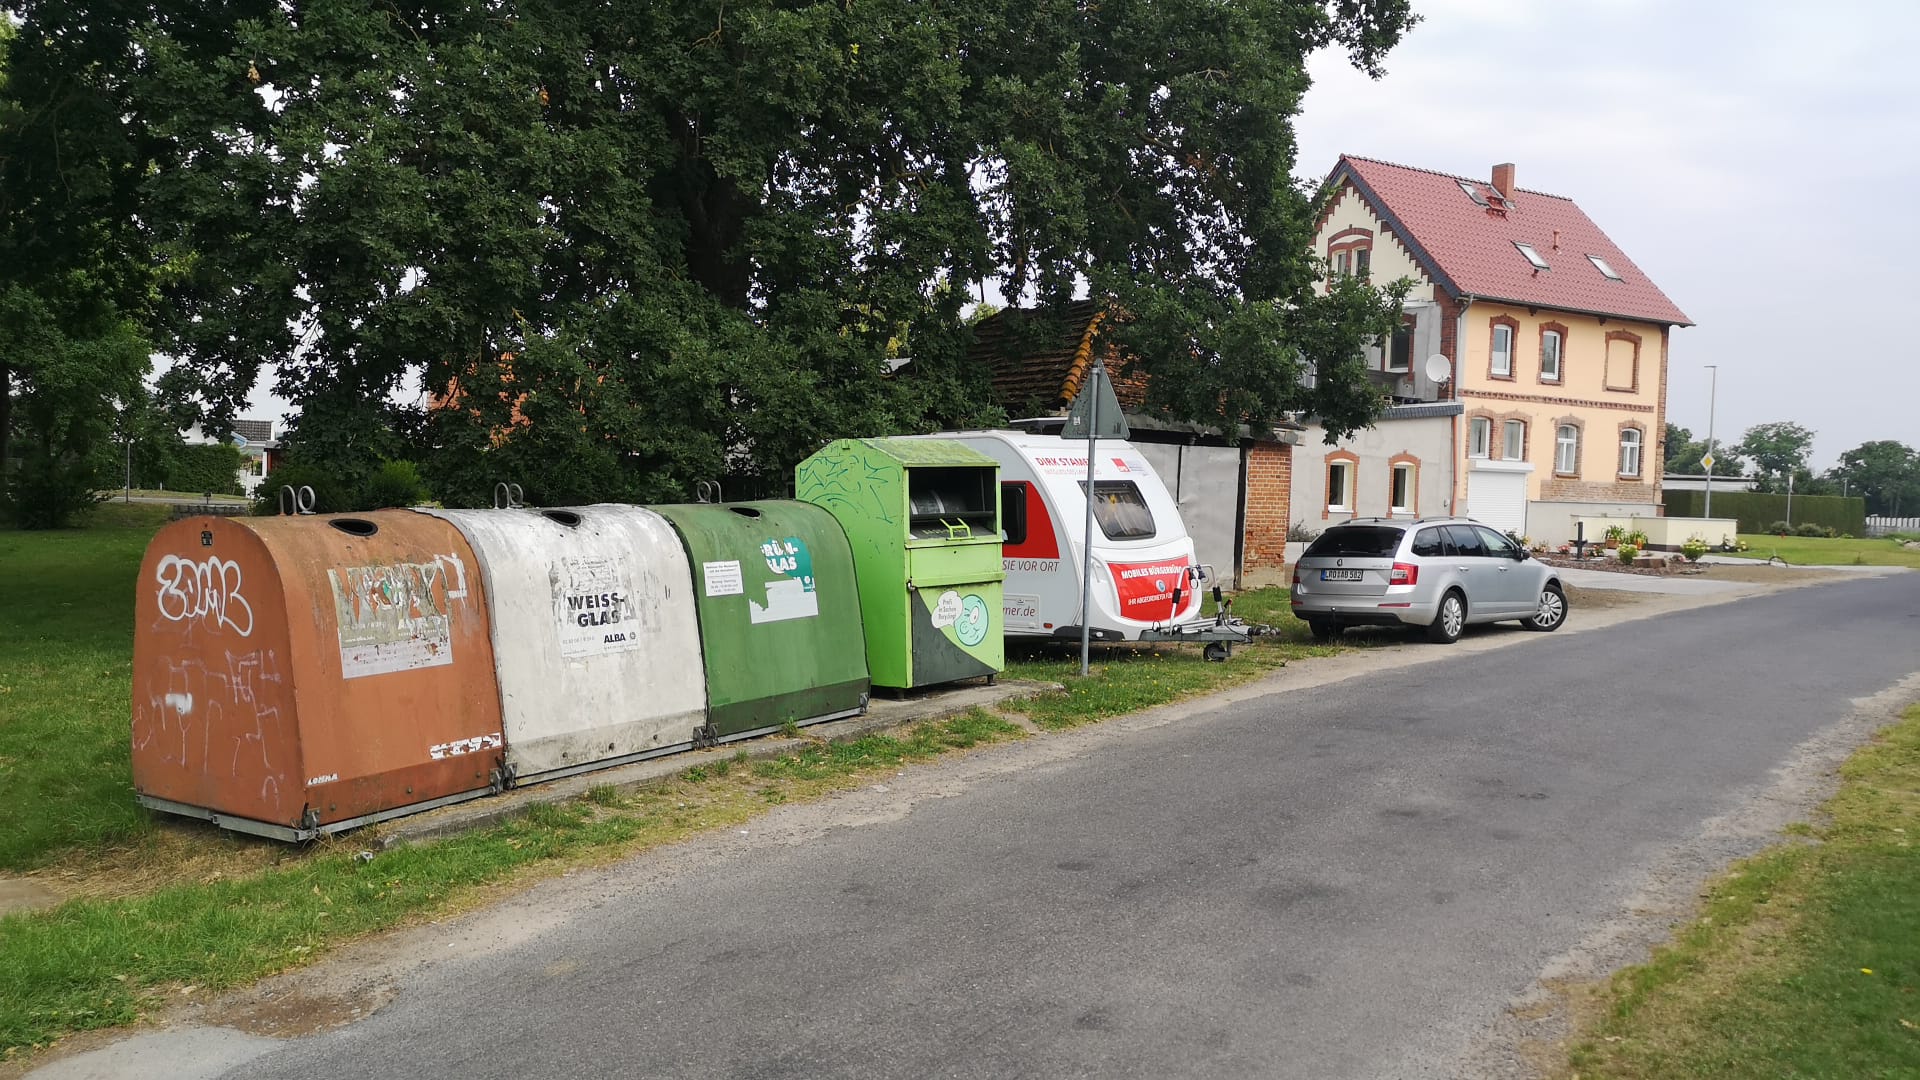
[1588,254,1623,281]
[1457,180,1489,208]
[1514,242,1550,271]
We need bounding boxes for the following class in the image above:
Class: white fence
[1866,516,1920,537]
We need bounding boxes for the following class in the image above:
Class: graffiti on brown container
[132,647,288,798]
[328,558,464,679]
[154,553,256,637]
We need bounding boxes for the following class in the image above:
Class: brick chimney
[1491,162,1515,197]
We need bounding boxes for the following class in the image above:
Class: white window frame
[1390,463,1414,514]
[1541,330,1563,382]
[1333,251,1350,277]
[1502,420,1526,461]
[1491,324,1514,377]
[1556,425,1580,475]
[1326,461,1353,512]
[1514,241,1550,270]
[1588,254,1622,281]
[1468,417,1491,459]
[1619,428,1643,478]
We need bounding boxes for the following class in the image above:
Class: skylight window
[1588,254,1623,281]
[1514,242,1550,271]
[1457,180,1489,208]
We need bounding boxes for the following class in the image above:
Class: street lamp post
[1703,364,1719,520]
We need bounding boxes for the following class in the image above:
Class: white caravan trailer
[923,430,1244,648]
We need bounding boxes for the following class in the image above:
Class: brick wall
[1242,441,1293,581]
[1538,477,1658,503]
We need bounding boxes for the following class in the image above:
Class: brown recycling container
[131,511,507,840]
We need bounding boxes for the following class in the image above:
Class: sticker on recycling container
[931,590,962,628]
[703,560,743,597]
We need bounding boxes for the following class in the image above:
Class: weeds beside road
[1563,705,1920,1077]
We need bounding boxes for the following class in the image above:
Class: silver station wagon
[1290,517,1568,644]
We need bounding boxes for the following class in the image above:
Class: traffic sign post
[1061,358,1129,677]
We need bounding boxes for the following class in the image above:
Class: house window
[1390,463,1415,514]
[1619,428,1643,478]
[1326,461,1352,512]
[1469,417,1491,459]
[1502,420,1526,461]
[1491,323,1514,377]
[1333,251,1350,277]
[1354,248,1370,277]
[1387,317,1414,373]
[1458,180,1490,207]
[1556,425,1580,475]
[1540,329,1563,383]
[1514,242,1550,270]
[1588,254,1623,281]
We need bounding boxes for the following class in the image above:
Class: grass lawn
[1564,705,1920,1077]
[1723,533,1920,569]
[0,503,175,868]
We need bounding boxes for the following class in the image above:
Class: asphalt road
[96,576,1920,1078]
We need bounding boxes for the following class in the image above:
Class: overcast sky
[1292,0,1920,470]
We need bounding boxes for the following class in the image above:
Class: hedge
[1662,490,1865,536]
[166,443,246,496]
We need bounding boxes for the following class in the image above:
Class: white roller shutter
[1466,469,1530,536]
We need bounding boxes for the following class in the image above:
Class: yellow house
[1306,155,1692,544]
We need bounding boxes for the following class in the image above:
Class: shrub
[1793,522,1837,539]
[253,464,356,515]
[1603,523,1627,542]
[1680,535,1709,563]
[165,443,247,496]
[363,460,431,509]
[1768,520,1791,536]
[1617,543,1640,565]
[1286,521,1320,542]
[1625,528,1649,548]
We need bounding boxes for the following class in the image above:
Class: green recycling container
[651,501,871,738]
[796,438,1005,690]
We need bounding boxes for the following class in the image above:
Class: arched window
[1540,329,1563,383]
[1556,425,1581,475]
[1619,428,1643,478]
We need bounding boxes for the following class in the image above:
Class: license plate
[1320,569,1363,582]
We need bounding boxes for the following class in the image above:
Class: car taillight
[1390,562,1418,585]
[1291,568,1302,587]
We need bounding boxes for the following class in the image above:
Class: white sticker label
[931,590,962,628]
[554,555,643,659]
[1004,593,1042,629]
[329,562,455,679]
[704,560,744,597]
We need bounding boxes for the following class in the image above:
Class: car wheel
[1426,590,1466,644]
[1523,582,1567,632]
[1307,619,1338,642]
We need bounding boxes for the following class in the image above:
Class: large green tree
[1830,440,1918,517]
[21,0,1417,507]
[1663,422,1743,478]
[1736,420,1816,492]
[0,7,157,526]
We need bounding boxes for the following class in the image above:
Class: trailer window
[1076,481,1156,540]
[1000,482,1028,546]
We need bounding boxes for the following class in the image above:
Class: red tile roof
[1331,155,1691,327]
[967,300,1149,412]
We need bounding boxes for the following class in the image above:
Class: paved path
[30,574,1920,1080]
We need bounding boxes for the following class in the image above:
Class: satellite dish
[1423,353,1452,383]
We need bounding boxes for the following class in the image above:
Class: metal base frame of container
[695,702,869,750]
[136,787,500,843]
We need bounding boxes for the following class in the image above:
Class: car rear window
[1304,526,1405,559]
